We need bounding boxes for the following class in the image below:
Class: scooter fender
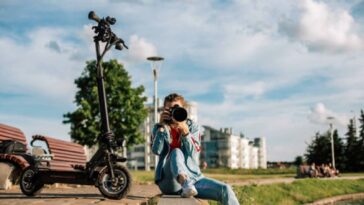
[92,165,107,187]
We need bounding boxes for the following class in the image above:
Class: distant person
[328,163,339,177]
[297,162,311,178]
[151,93,239,205]
[309,163,318,178]
[322,164,331,177]
[316,164,323,177]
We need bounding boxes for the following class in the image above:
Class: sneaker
[181,179,198,198]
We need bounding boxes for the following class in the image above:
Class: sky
[0,0,364,161]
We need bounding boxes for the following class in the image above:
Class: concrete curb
[305,192,364,205]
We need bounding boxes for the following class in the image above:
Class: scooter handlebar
[88,11,100,23]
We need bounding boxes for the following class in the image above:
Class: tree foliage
[345,118,359,171]
[294,155,304,166]
[306,132,331,165]
[304,111,364,172]
[63,59,148,147]
[305,130,345,171]
[357,110,364,170]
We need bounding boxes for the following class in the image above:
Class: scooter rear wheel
[97,164,132,200]
[20,166,43,196]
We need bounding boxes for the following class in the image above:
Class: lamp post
[327,116,335,169]
[146,56,164,171]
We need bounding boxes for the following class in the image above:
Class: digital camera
[164,105,188,124]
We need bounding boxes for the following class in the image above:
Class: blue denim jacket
[151,119,202,183]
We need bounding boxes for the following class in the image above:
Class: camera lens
[172,107,188,122]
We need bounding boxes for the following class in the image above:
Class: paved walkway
[0,183,161,205]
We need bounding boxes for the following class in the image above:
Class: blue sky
[1,0,364,161]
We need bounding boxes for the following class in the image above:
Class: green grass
[130,168,297,184]
[209,179,364,205]
[130,168,364,185]
[203,172,295,183]
[130,170,155,184]
[203,168,296,183]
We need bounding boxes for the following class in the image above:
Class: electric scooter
[19,11,132,200]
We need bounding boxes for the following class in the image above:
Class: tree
[357,110,364,170]
[63,59,148,147]
[305,132,331,165]
[359,110,364,141]
[294,155,304,166]
[305,130,345,170]
[345,118,358,171]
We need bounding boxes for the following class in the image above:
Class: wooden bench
[0,123,29,190]
[0,123,27,145]
[31,135,87,172]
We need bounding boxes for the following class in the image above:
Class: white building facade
[201,126,267,169]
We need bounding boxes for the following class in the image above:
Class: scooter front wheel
[20,166,43,196]
[97,164,132,200]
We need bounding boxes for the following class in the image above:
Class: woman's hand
[159,108,171,124]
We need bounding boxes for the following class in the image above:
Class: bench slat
[0,124,24,135]
[51,158,86,164]
[0,130,25,138]
[51,152,86,161]
[49,146,85,155]
[0,133,26,142]
[0,124,27,145]
[43,137,84,149]
[0,154,29,170]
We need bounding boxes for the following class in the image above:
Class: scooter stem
[95,40,111,135]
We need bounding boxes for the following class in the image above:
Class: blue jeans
[157,148,240,205]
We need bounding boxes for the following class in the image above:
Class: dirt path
[229,175,364,186]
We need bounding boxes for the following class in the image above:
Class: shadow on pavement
[0,192,103,199]
[0,192,150,201]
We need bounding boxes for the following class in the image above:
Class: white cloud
[296,0,364,52]
[0,28,87,102]
[126,35,157,62]
[224,81,267,100]
[308,102,349,126]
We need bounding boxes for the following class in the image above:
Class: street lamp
[327,116,335,169]
[146,56,164,171]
